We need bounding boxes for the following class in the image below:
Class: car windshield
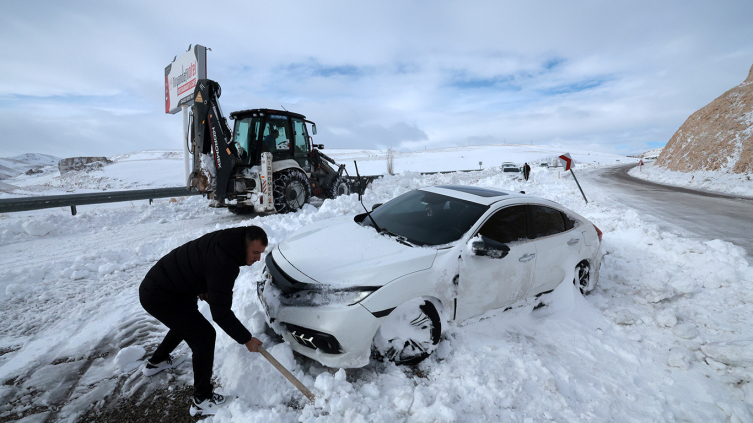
[361,190,489,246]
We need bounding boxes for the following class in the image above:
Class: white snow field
[629,160,753,198]
[0,146,752,422]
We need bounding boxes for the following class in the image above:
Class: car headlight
[279,286,379,307]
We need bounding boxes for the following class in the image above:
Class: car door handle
[519,253,535,262]
[567,238,580,246]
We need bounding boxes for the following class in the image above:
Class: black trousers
[139,279,215,400]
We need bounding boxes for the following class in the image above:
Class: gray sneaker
[141,354,185,376]
[189,392,226,416]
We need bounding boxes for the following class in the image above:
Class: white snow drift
[0,146,750,423]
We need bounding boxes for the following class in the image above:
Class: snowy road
[584,164,753,255]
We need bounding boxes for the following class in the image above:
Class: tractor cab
[189,79,352,215]
[229,109,318,173]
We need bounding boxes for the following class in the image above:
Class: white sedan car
[257,185,602,368]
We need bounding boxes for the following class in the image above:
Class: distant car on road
[257,185,603,368]
[501,162,521,173]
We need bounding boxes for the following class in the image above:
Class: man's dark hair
[245,226,268,246]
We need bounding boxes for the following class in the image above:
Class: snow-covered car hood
[277,216,438,288]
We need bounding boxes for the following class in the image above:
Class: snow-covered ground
[327,144,628,176]
[629,160,753,198]
[0,154,60,182]
[1,146,751,422]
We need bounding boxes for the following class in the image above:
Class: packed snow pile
[0,150,751,422]
[655,62,753,175]
[628,160,753,197]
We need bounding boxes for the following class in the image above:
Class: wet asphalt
[585,164,753,256]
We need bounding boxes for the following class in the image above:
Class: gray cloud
[1,0,752,158]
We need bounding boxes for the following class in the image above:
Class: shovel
[258,346,316,403]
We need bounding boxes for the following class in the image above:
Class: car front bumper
[257,278,382,368]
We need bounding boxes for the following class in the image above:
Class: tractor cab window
[261,115,293,160]
[232,116,261,165]
[292,118,310,170]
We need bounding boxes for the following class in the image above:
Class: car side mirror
[372,203,383,211]
[314,144,325,149]
[471,238,510,259]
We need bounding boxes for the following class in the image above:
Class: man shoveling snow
[138,226,267,416]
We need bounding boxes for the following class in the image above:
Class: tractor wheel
[327,176,351,199]
[273,169,310,214]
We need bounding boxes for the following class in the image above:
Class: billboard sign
[165,45,207,114]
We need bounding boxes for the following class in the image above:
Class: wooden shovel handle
[258,346,316,402]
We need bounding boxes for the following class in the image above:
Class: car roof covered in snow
[421,185,527,205]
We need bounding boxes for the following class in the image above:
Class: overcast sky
[1,0,752,159]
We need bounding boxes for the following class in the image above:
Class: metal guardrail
[0,187,201,215]
[0,168,489,216]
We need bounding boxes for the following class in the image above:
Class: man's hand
[245,337,262,353]
[199,293,208,302]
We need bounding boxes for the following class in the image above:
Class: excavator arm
[189,79,241,198]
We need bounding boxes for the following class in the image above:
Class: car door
[529,205,582,295]
[457,205,536,322]
[291,118,311,172]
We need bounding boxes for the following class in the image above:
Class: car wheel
[372,299,441,365]
[574,260,591,294]
[273,169,311,214]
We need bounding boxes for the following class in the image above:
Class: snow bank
[114,346,145,373]
[629,160,753,198]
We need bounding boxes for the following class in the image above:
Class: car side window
[563,212,577,230]
[531,205,566,238]
[477,205,527,244]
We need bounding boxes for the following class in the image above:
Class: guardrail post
[71,205,77,216]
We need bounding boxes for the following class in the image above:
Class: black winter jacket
[144,227,252,345]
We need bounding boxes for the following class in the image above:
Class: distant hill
[630,147,664,160]
[0,153,61,179]
[8,153,60,166]
[655,63,753,174]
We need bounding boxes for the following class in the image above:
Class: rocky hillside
[655,64,753,174]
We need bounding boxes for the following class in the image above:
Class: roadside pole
[183,105,190,186]
[559,153,588,203]
[570,168,588,203]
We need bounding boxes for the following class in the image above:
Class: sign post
[559,153,588,203]
[165,45,208,186]
[638,159,644,172]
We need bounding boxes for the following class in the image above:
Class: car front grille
[284,323,343,354]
